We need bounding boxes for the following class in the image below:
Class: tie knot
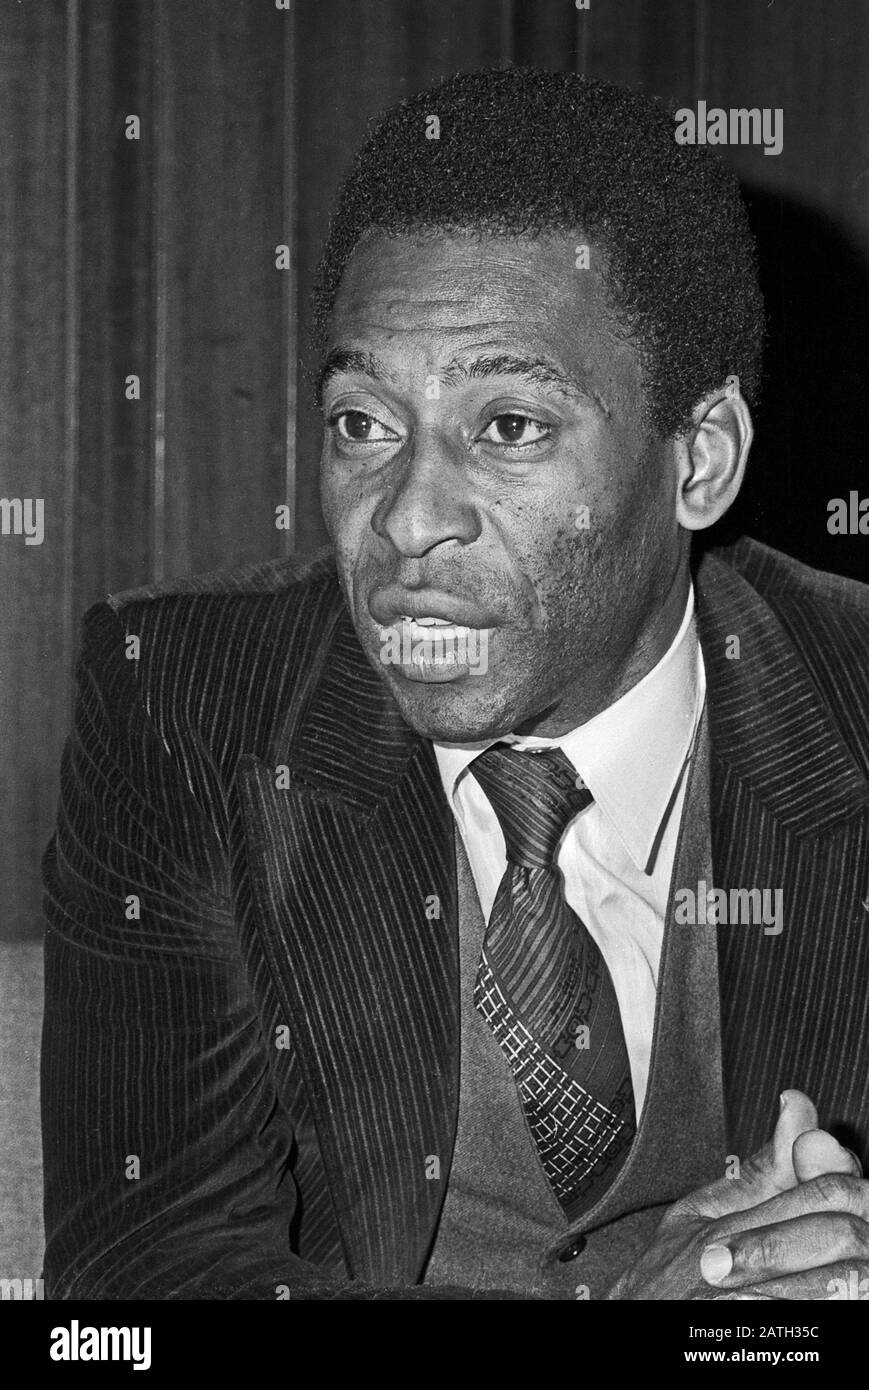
[471,744,593,868]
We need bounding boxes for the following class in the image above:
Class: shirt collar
[433,586,705,872]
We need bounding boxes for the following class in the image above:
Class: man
[42,68,868,1300]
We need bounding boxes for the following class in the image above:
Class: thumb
[764,1088,821,1186]
[759,1088,861,1182]
[679,1089,819,1221]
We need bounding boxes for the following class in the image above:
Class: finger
[713,1261,869,1302]
[713,1171,869,1243]
[700,1213,869,1287]
[793,1128,863,1183]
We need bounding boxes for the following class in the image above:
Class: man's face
[319,229,686,743]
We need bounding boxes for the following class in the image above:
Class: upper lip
[369,587,502,628]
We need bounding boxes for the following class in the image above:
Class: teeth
[381,616,476,646]
[377,614,490,674]
[411,622,470,640]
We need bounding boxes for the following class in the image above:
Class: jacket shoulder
[107,546,338,609]
[706,536,869,772]
[713,536,868,615]
[101,547,344,675]
[85,548,346,775]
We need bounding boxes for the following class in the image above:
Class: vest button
[557,1234,587,1262]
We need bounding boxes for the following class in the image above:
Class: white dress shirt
[433,588,706,1117]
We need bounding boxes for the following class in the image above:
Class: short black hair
[313,67,765,438]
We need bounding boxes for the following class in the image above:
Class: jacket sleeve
[41,601,519,1301]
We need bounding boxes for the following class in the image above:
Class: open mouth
[367,587,500,682]
[377,614,491,681]
[392,615,478,644]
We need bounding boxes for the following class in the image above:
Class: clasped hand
[607,1090,868,1300]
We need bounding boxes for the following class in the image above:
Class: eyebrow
[315,349,389,406]
[315,348,598,410]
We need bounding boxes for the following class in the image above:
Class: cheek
[517,465,660,630]
[321,466,368,550]
[319,454,341,537]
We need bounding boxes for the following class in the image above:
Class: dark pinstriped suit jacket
[41,536,869,1300]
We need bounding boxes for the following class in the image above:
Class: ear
[673,375,753,531]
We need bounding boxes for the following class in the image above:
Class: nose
[371,433,481,558]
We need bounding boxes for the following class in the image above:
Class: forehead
[327,229,639,392]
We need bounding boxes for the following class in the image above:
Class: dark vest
[423,713,727,1298]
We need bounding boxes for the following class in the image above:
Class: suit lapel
[238,604,459,1285]
[696,551,869,1157]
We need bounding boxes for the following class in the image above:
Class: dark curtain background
[3,0,868,942]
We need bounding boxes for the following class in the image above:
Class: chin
[385,671,523,745]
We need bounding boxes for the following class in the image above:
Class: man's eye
[333,410,396,443]
[479,414,551,447]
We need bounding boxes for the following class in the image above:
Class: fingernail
[701,1244,733,1284]
[779,1091,789,1111]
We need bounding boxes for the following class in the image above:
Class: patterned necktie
[471,743,636,1218]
